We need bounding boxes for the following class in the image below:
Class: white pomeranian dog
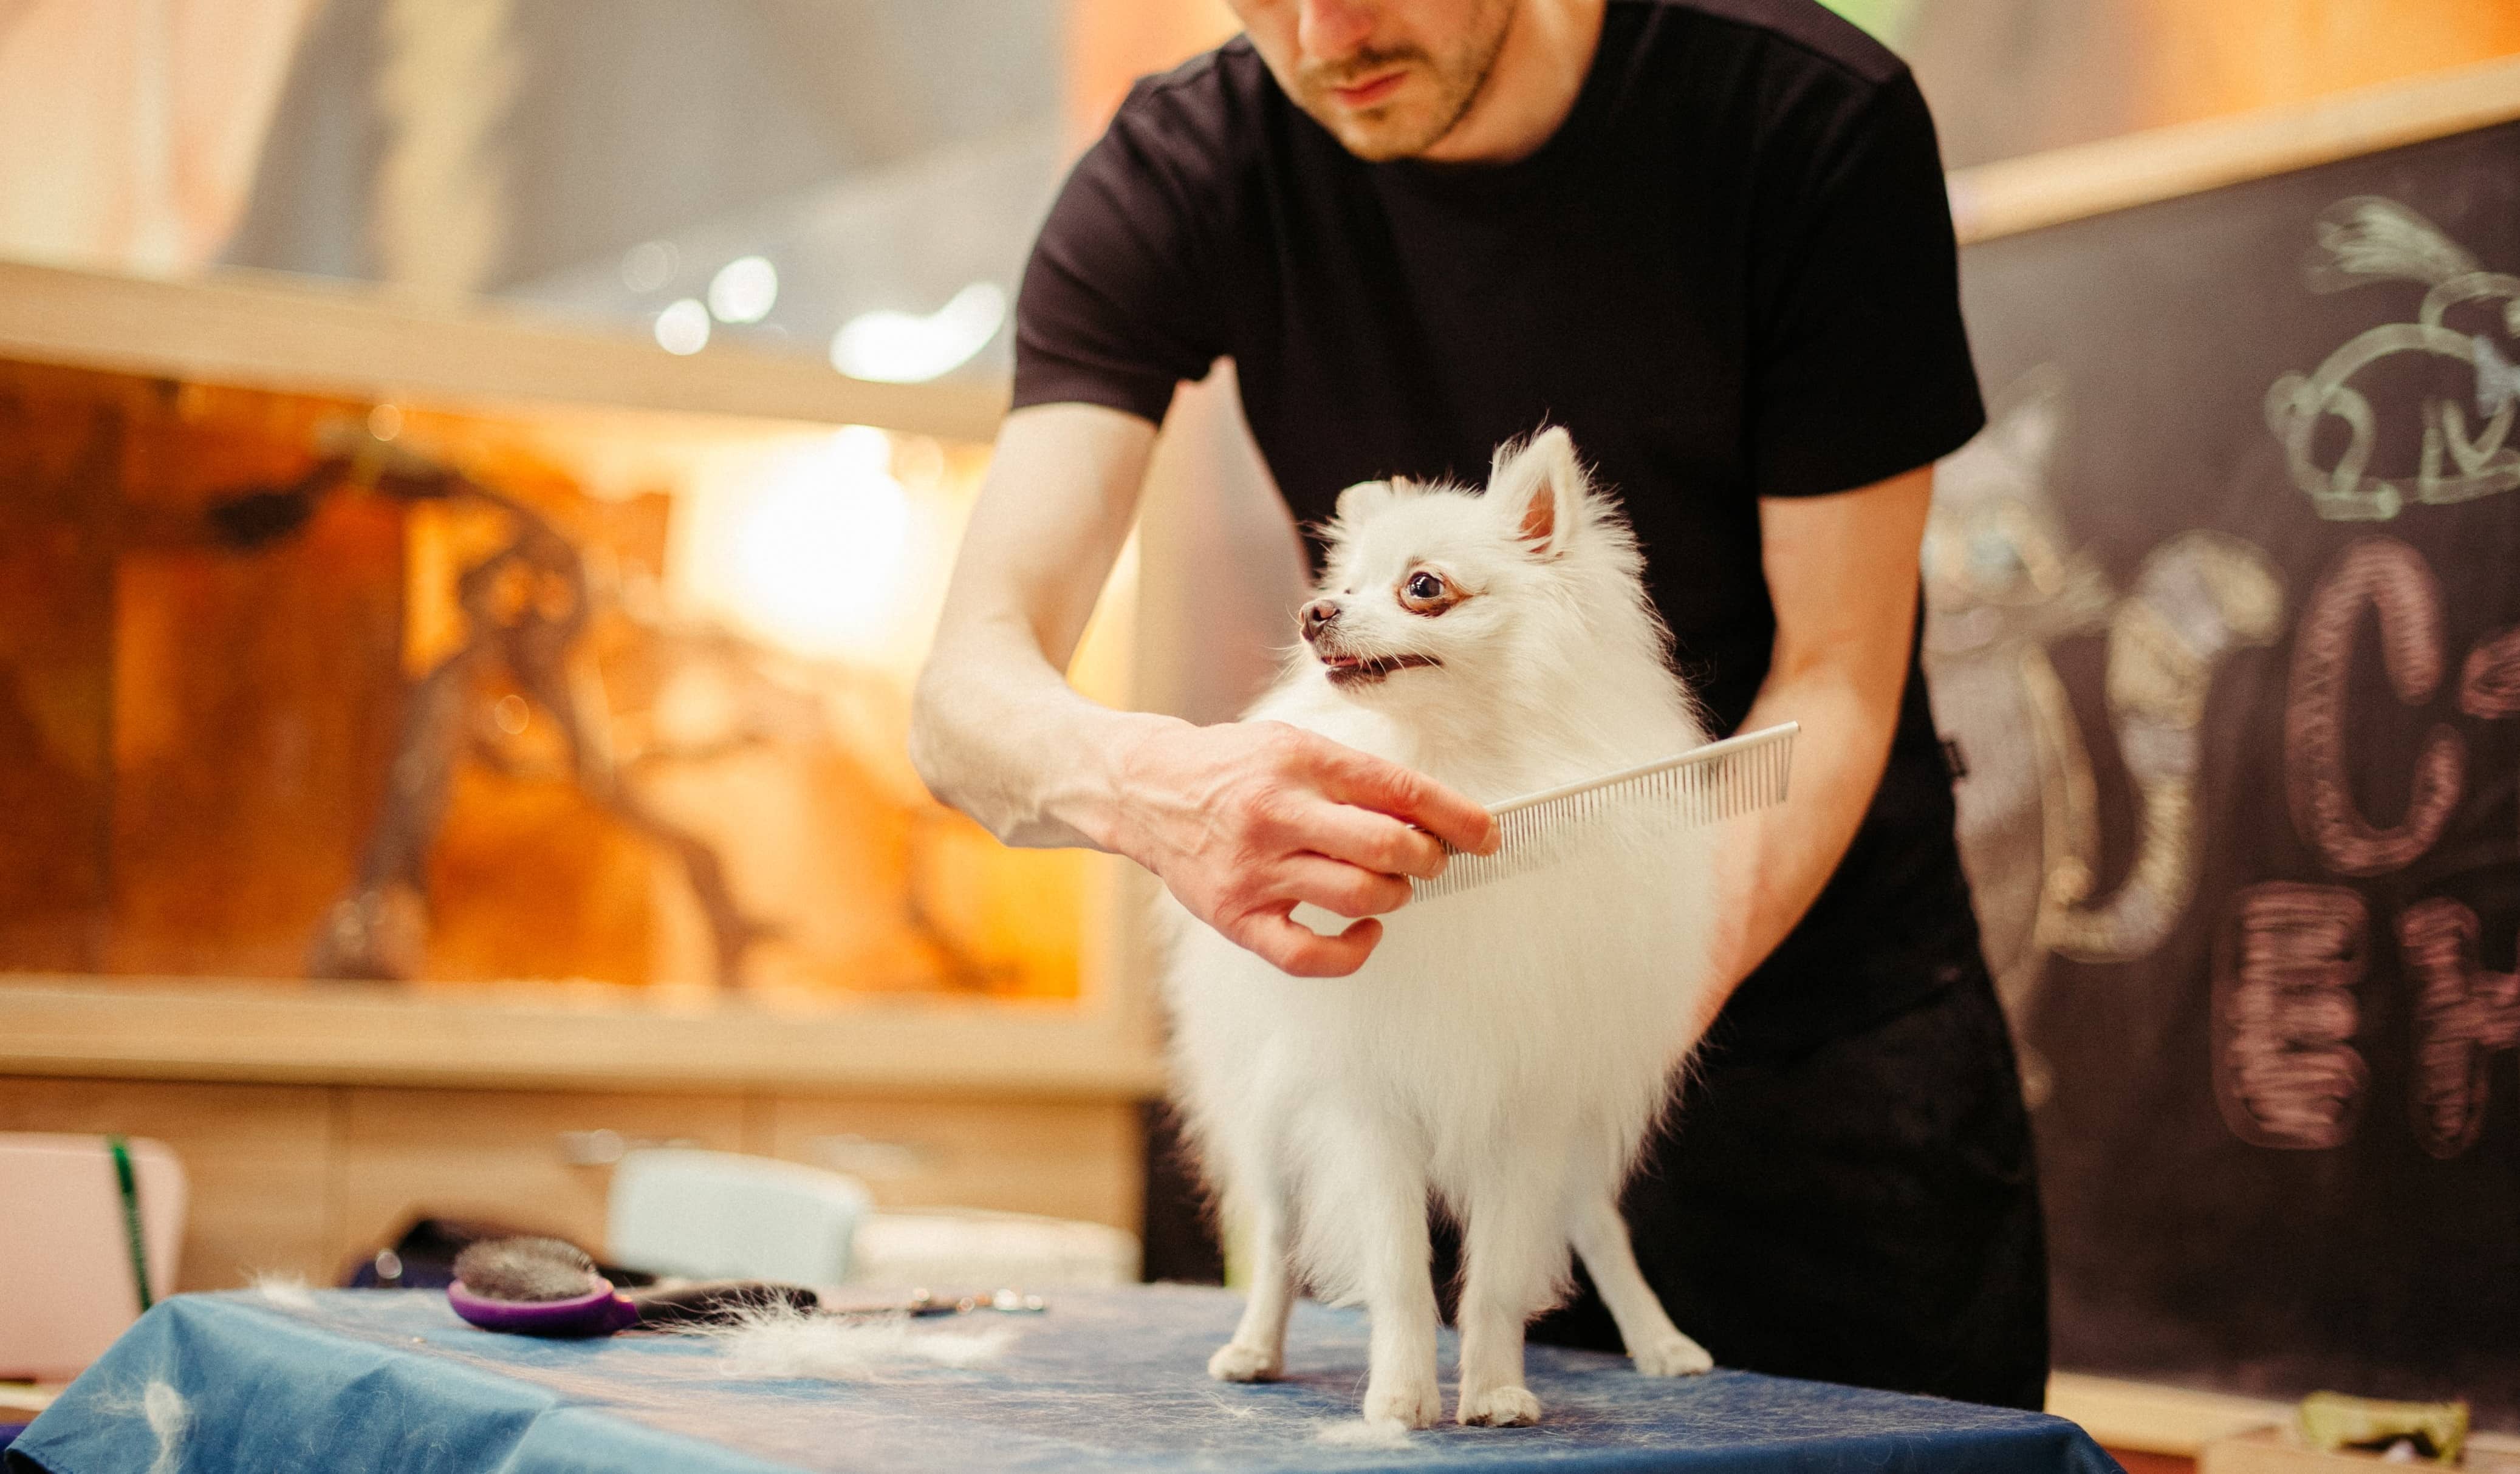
[1160,428,1724,1431]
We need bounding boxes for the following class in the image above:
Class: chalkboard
[1937,118,2520,1422]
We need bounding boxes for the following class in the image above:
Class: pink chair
[0,1133,187,1380]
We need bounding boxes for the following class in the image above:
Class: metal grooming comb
[1411,722,1798,901]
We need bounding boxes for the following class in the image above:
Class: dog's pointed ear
[1335,478,1399,525]
[1489,428,1583,559]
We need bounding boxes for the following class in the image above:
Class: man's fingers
[1279,855,1413,919]
[1241,912,1382,977]
[1287,802,1449,881]
[1307,742,1498,856]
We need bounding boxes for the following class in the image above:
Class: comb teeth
[1410,722,1797,901]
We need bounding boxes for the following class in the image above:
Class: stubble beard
[1291,0,1516,162]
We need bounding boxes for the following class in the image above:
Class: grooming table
[7,1285,2119,1473]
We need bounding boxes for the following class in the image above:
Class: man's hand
[1108,718,1498,977]
[912,403,1498,980]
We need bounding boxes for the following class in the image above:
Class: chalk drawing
[2266,196,2520,521]
[2396,898,2520,1159]
[2213,882,2369,1150]
[2042,531,2285,960]
[2284,537,2466,876]
[1927,370,2284,1105]
[1926,370,2110,1107]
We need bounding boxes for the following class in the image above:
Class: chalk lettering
[2213,882,2369,1149]
[2284,538,2465,875]
[2397,898,2520,1158]
[2460,624,2520,718]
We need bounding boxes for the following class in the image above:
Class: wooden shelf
[0,975,1165,1099]
[2051,1373,2520,1464]
[1950,53,2520,244]
[0,258,1008,442]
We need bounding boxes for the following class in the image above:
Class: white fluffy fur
[246,1270,317,1309]
[1162,429,1723,1431]
[690,1305,1015,1380]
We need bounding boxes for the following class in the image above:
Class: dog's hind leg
[1567,1192,1711,1376]
[1208,1183,1296,1382]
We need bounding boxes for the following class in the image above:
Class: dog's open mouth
[1321,651,1441,687]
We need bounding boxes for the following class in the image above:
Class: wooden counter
[0,975,1164,1097]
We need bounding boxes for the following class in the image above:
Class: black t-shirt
[1015,0,1988,1055]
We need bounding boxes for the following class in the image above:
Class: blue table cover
[9,1285,2120,1473]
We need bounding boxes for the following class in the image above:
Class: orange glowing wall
[1063,0,1240,149]
[1903,0,2520,169]
[0,359,1095,1000]
[2132,0,2520,126]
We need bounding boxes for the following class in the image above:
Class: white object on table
[0,1133,186,1380]
[606,1147,871,1285]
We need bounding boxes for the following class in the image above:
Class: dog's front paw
[1630,1329,1714,1377]
[1207,1341,1281,1382]
[1361,1376,1442,1430]
[1457,1385,1542,1427]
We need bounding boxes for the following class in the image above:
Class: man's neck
[1416,0,1607,165]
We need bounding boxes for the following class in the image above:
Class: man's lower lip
[1333,73,1405,107]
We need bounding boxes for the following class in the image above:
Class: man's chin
[1304,99,1457,161]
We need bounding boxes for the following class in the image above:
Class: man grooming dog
[911,0,2046,1409]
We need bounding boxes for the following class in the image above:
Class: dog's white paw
[1631,1330,1714,1377]
[1361,1376,1442,1430]
[1457,1385,1543,1427]
[1207,1341,1281,1382]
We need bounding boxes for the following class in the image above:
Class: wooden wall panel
[765,1094,1142,1233]
[332,1087,747,1266]
[1,1073,1146,1306]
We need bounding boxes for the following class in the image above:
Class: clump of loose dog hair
[683,1304,1015,1381]
[246,1270,317,1310]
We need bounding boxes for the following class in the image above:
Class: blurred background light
[830,281,1006,383]
[677,426,925,664]
[620,239,677,295]
[708,254,778,322]
[654,296,711,354]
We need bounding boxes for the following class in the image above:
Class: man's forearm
[910,618,1178,853]
[1703,657,1903,1000]
[908,403,1172,854]
[1699,470,1936,1011]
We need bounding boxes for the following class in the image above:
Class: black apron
[1519,956,2050,1410]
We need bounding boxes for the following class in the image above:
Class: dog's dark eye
[1399,569,1454,614]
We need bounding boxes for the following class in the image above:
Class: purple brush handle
[447,1277,640,1337]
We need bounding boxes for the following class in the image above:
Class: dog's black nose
[1299,599,1339,643]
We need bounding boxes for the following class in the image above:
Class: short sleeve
[1012,80,1231,425]
[1747,67,1984,499]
